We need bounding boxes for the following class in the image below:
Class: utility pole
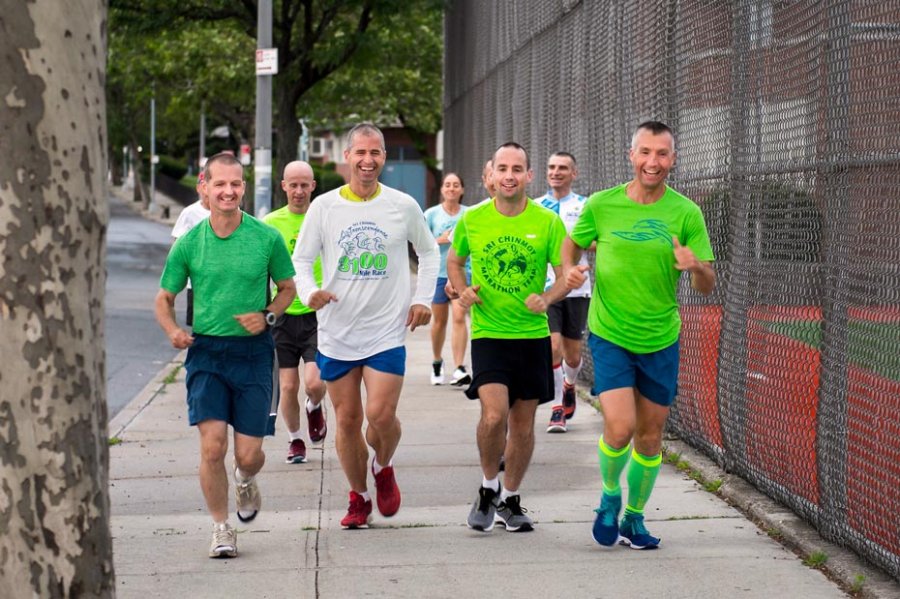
[149,89,156,213]
[254,0,273,217]
[199,101,206,169]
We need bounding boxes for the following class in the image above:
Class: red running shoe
[286,439,307,464]
[562,382,577,420]
[307,401,327,445]
[372,463,401,517]
[340,491,372,529]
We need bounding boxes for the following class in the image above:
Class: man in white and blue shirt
[536,152,592,433]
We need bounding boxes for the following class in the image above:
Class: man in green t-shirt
[563,121,715,550]
[155,153,297,559]
[263,161,328,466]
[448,142,569,534]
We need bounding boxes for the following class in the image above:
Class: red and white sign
[255,48,278,75]
[240,144,252,166]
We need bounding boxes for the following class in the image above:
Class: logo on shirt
[612,219,672,245]
[480,235,539,294]
[337,221,389,277]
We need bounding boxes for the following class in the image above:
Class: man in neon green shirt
[449,142,569,533]
[564,121,715,549]
[263,161,327,465]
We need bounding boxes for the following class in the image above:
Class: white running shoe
[430,360,444,385]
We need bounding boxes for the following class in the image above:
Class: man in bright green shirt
[448,142,569,534]
[155,153,296,559]
[263,161,328,465]
[563,121,715,550]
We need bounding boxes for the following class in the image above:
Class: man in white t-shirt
[170,172,211,327]
[293,123,439,529]
[535,152,592,433]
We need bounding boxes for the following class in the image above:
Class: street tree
[0,2,114,597]
[110,0,445,174]
[300,1,443,200]
[107,18,255,202]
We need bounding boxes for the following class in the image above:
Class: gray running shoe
[209,523,237,558]
[467,485,499,532]
[495,494,534,532]
[234,465,261,523]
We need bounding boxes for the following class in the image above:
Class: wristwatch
[262,310,277,327]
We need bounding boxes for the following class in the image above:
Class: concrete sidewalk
[109,325,869,598]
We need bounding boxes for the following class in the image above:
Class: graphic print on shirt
[612,219,672,245]
[480,235,540,294]
[336,221,389,278]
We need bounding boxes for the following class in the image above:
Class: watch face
[265,311,277,325]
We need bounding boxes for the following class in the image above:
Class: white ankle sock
[306,397,321,413]
[482,476,500,492]
[553,363,563,403]
[373,459,392,475]
[563,359,583,386]
[500,488,518,501]
[288,429,303,441]
[359,491,371,502]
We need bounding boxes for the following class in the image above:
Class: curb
[108,350,186,439]
[664,438,899,598]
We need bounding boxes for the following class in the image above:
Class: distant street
[105,193,181,419]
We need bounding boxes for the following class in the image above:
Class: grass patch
[850,574,865,595]
[162,364,183,385]
[662,449,723,495]
[301,526,317,531]
[663,451,681,465]
[704,479,723,493]
[108,436,123,446]
[803,550,828,568]
[766,527,784,540]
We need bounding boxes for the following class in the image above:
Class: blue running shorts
[587,333,679,407]
[316,346,406,381]
[185,333,275,437]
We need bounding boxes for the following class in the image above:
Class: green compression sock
[624,449,662,515]
[597,437,630,495]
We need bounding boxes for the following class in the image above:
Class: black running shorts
[271,312,318,368]
[465,337,553,404]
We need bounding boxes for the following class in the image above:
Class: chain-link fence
[444,0,900,580]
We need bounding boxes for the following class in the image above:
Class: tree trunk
[0,3,115,597]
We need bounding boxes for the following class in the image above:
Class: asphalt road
[105,194,182,419]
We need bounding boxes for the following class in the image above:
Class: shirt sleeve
[570,195,598,249]
[293,200,324,305]
[159,239,189,294]
[683,205,715,262]
[268,230,296,282]
[406,200,440,307]
[450,212,470,257]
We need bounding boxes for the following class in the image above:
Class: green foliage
[109,0,446,174]
[802,550,828,568]
[703,479,723,493]
[162,365,182,385]
[850,574,866,594]
[157,155,189,180]
[107,12,255,167]
[108,437,123,446]
[301,2,443,135]
[311,164,346,200]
